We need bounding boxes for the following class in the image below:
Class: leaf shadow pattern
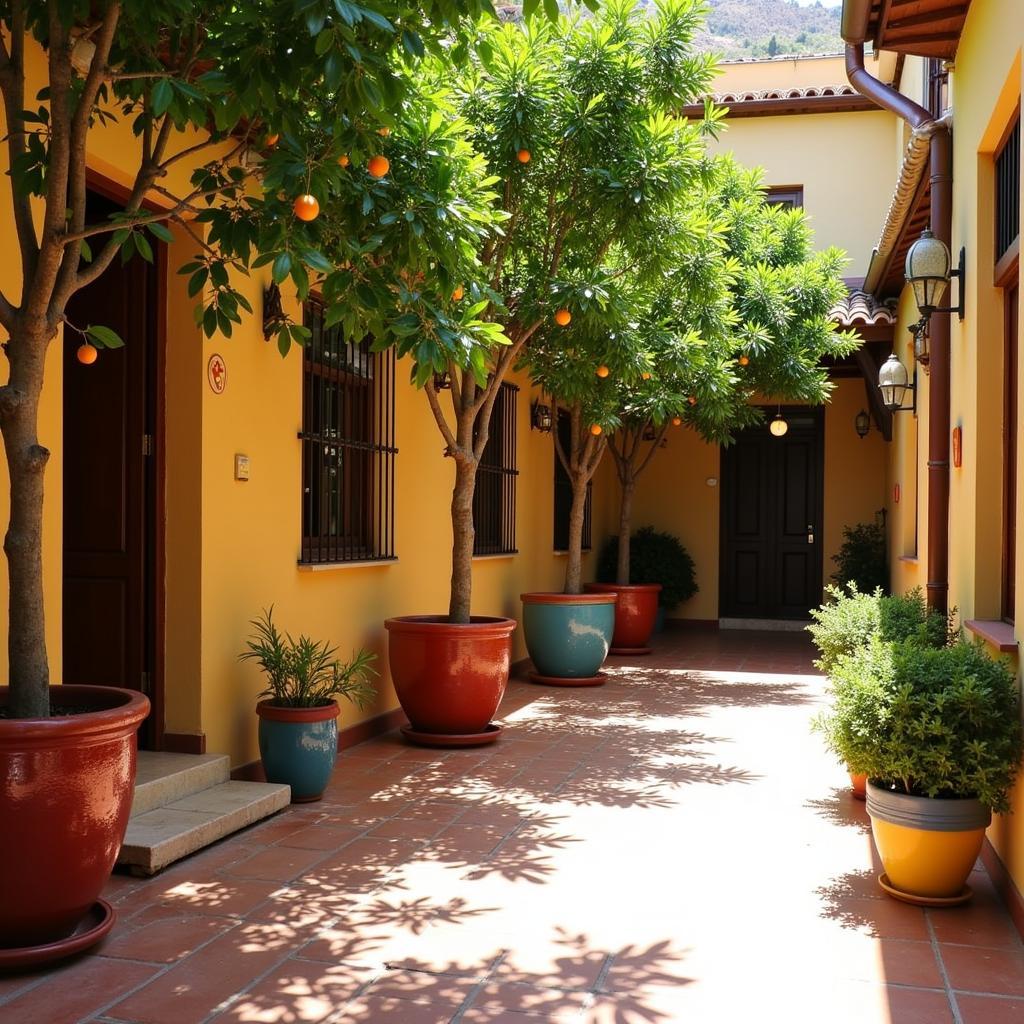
[804,787,872,835]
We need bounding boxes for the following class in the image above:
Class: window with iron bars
[553,409,592,552]
[996,114,1020,265]
[473,382,519,555]
[299,299,397,565]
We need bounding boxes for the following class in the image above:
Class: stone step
[118,780,291,876]
[131,751,231,818]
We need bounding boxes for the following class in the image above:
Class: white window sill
[297,558,397,572]
[473,552,518,561]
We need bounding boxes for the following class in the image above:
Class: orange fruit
[368,155,390,178]
[554,308,571,327]
[738,355,749,366]
[672,415,682,426]
[688,396,697,406]
[377,126,391,137]
[517,148,531,164]
[452,284,464,302]
[642,371,651,380]
[590,424,603,436]
[265,133,279,147]
[293,194,320,221]
[76,343,98,365]
[338,153,350,168]
[596,365,609,378]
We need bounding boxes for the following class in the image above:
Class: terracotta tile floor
[4,628,1024,1023]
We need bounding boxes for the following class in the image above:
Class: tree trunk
[2,328,52,718]
[448,457,477,623]
[616,477,635,586]
[563,473,590,595]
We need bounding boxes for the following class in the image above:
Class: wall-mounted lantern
[879,352,916,413]
[855,409,871,439]
[905,229,965,321]
[530,400,553,433]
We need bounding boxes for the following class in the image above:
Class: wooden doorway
[719,408,824,621]
[62,189,163,748]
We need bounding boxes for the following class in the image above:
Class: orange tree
[605,158,856,586]
[529,156,856,593]
[0,0,569,718]
[403,0,719,618]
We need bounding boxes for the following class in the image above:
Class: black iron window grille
[996,115,1020,264]
[553,409,592,552]
[473,381,519,555]
[299,299,397,564]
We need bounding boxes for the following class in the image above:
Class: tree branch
[0,0,39,285]
[425,378,459,455]
[636,422,669,476]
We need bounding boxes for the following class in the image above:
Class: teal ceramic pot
[256,700,339,802]
[521,593,616,680]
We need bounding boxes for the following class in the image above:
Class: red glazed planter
[584,583,662,655]
[385,616,515,747]
[0,685,150,956]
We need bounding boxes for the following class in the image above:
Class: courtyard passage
[2,630,1023,1023]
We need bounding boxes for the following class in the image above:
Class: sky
[792,1,843,6]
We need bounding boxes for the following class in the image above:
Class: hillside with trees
[696,0,843,59]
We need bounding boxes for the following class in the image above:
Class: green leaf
[86,325,125,349]
[401,29,424,58]
[147,222,174,244]
[272,252,293,284]
[151,78,174,117]
[134,232,154,263]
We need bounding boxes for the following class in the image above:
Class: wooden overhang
[826,290,898,441]
[864,0,974,60]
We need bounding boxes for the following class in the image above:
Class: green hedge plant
[832,520,888,593]
[597,527,698,609]
[814,637,1023,813]
[807,584,950,675]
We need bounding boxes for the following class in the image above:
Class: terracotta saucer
[878,873,973,907]
[401,723,503,748]
[0,900,115,971]
[608,646,653,657]
[528,671,607,688]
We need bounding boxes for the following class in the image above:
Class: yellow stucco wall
[878,1,1024,899]
[705,108,898,268]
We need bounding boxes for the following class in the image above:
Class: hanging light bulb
[770,407,788,437]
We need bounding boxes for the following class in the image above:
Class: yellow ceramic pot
[866,782,990,899]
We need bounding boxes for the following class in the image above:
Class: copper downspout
[842,24,952,615]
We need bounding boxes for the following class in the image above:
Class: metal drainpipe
[843,40,952,615]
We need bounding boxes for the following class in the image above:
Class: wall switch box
[234,454,250,481]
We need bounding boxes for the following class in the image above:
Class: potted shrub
[817,637,1022,904]
[0,0,516,964]
[240,610,376,802]
[597,528,698,635]
[809,585,949,798]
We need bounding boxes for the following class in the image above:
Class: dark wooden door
[63,191,159,746]
[719,408,824,620]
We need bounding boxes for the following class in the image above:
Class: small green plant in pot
[241,609,377,803]
[814,636,1022,904]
